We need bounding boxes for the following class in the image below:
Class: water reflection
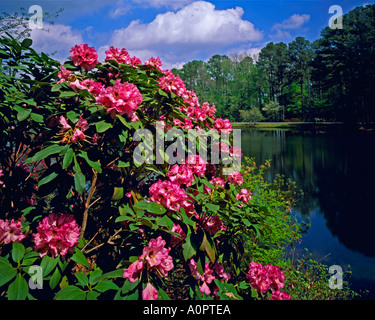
[241,127,375,296]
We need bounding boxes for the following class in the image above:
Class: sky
[1,0,373,69]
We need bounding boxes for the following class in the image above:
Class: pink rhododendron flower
[123,236,173,282]
[105,46,131,65]
[246,261,287,295]
[181,90,200,110]
[214,118,232,134]
[227,171,244,186]
[0,169,4,185]
[142,282,158,300]
[202,102,216,119]
[59,115,71,132]
[209,177,225,188]
[173,118,194,130]
[69,79,104,97]
[185,155,206,177]
[204,215,226,236]
[230,146,243,159]
[0,219,25,244]
[236,189,252,204]
[57,66,72,83]
[70,44,98,71]
[269,290,291,300]
[167,164,194,187]
[264,264,285,291]
[212,262,231,281]
[33,213,80,257]
[96,79,143,120]
[158,71,186,97]
[71,129,86,143]
[170,224,186,246]
[142,236,174,277]
[149,179,195,216]
[123,260,144,283]
[145,57,163,71]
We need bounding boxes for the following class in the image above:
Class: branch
[79,169,98,240]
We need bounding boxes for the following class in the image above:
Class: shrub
[239,108,264,122]
[0,35,292,300]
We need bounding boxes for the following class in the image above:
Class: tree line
[172,4,375,125]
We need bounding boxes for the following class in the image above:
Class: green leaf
[21,38,33,48]
[14,106,31,121]
[86,290,100,300]
[7,274,28,300]
[38,172,58,188]
[75,272,89,287]
[205,203,220,213]
[63,148,74,169]
[66,110,80,123]
[111,187,124,201]
[74,172,86,194]
[49,268,62,290]
[133,201,166,215]
[95,120,113,133]
[115,216,135,223]
[0,257,17,287]
[156,216,174,229]
[55,285,86,300]
[200,233,216,263]
[78,151,102,173]
[11,242,25,263]
[94,280,119,292]
[26,144,65,163]
[182,235,196,260]
[71,248,89,268]
[121,279,140,294]
[88,268,103,285]
[30,113,44,123]
[40,256,59,277]
[59,91,77,98]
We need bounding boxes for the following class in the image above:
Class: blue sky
[2,0,373,68]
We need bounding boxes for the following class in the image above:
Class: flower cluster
[96,79,143,120]
[59,114,89,144]
[158,71,186,97]
[149,179,194,216]
[246,261,290,300]
[228,171,244,186]
[70,44,98,72]
[189,259,230,296]
[236,188,252,204]
[123,236,173,300]
[105,46,142,67]
[0,219,25,244]
[213,118,232,134]
[33,213,80,257]
[203,215,226,236]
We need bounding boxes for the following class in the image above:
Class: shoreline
[232,122,374,131]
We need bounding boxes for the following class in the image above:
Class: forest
[172,4,375,126]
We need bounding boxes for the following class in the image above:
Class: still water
[240,127,375,299]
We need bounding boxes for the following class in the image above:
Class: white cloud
[30,24,83,62]
[272,14,310,30]
[269,14,310,40]
[108,1,263,67]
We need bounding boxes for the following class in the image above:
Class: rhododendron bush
[0,35,290,300]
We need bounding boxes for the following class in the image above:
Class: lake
[240,126,375,299]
